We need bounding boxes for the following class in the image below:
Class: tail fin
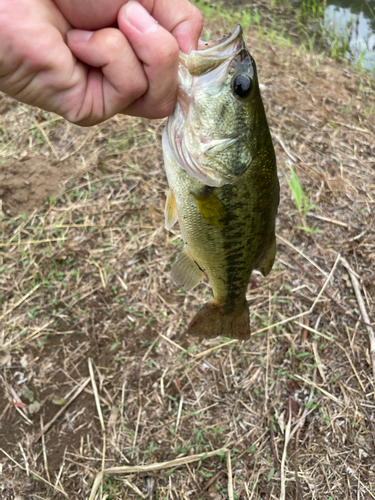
[187,301,250,340]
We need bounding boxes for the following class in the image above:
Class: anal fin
[256,235,276,277]
[171,246,204,290]
[165,189,178,231]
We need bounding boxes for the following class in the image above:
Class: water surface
[322,0,375,69]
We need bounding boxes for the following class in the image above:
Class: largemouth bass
[163,25,279,339]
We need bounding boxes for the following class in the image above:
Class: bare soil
[0,156,79,216]
[1,6,375,500]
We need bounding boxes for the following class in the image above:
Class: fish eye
[232,74,252,98]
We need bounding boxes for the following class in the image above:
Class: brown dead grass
[1,7,375,500]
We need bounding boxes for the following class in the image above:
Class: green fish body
[163,25,279,339]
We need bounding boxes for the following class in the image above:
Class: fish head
[166,25,267,187]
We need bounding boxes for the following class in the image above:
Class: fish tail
[187,301,250,340]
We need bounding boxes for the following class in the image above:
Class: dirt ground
[1,3,375,500]
[0,156,79,216]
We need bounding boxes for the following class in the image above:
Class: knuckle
[102,29,125,52]
[180,3,204,35]
[190,5,204,31]
[19,44,48,72]
[123,69,148,100]
[22,33,62,72]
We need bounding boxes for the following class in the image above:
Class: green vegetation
[284,165,322,234]
[192,0,375,77]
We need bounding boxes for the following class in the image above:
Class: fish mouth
[196,24,243,51]
[180,25,244,77]
[166,25,248,187]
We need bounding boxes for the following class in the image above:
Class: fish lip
[194,24,242,54]
[179,24,244,77]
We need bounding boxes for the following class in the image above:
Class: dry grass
[1,5,375,500]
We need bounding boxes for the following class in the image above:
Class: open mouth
[197,24,243,51]
[179,25,244,77]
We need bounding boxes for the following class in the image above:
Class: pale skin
[0,0,203,125]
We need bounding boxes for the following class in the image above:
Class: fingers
[151,0,204,54]
[118,1,180,118]
[58,0,203,123]
[0,0,202,125]
[66,27,148,124]
[53,0,123,30]
[54,0,203,52]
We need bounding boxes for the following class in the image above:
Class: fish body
[163,25,279,339]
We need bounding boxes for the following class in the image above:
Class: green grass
[191,0,375,78]
[284,164,323,234]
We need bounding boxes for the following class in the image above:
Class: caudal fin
[187,301,250,340]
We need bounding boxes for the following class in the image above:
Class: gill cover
[166,25,258,187]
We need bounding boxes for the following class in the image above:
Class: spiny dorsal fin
[191,188,229,228]
[165,189,178,231]
[171,246,204,290]
[256,235,276,277]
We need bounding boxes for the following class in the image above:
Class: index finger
[149,0,203,53]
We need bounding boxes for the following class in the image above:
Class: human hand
[0,0,203,125]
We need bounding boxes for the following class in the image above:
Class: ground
[1,2,375,500]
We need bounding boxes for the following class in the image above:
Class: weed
[267,467,275,482]
[284,163,322,234]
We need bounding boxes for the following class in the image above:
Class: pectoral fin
[256,236,276,277]
[171,246,204,290]
[191,189,229,228]
[165,189,178,231]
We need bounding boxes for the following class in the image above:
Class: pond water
[218,0,375,70]
[320,0,375,69]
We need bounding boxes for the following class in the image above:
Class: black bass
[163,25,279,339]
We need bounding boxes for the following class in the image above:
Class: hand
[0,0,203,125]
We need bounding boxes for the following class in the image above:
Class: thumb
[66,27,148,125]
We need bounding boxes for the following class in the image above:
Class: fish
[162,25,279,340]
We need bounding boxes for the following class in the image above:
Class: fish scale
[163,25,279,339]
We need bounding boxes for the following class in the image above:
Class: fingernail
[124,1,158,34]
[67,29,93,44]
